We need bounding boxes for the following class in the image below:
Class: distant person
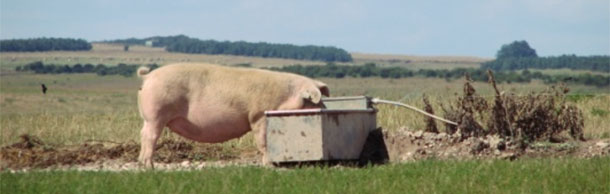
[41,84,47,94]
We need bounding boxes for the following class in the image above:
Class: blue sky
[1,0,608,57]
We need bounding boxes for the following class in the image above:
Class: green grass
[2,157,608,194]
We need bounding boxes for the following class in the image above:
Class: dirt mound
[0,134,242,170]
[384,127,610,162]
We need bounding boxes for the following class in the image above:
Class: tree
[496,40,538,59]
[0,38,92,52]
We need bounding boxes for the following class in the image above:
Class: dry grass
[0,73,608,148]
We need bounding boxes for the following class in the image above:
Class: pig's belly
[166,114,251,143]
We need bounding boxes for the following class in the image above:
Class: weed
[422,94,438,133]
[488,70,512,138]
[452,73,487,138]
[437,70,586,147]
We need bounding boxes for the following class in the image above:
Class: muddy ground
[1,129,609,172]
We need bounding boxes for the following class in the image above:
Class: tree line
[102,35,353,62]
[15,61,609,87]
[100,35,191,47]
[484,40,609,72]
[268,63,610,87]
[0,38,92,52]
[16,61,158,77]
[482,55,610,73]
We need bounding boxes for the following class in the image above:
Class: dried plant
[436,70,586,146]
[423,94,439,133]
[455,73,486,137]
[441,103,460,135]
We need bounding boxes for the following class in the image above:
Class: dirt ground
[384,127,609,161]
[1,130,609,172]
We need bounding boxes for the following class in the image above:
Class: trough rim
[264,108,376,117]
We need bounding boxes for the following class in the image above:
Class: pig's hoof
[261,155,273,167]
[138,160,155,169]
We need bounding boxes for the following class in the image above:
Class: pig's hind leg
[138,120,166,168]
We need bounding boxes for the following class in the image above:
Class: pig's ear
[301,87,322,104]
[314,80,329,97]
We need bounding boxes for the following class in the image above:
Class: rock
[422,132,433,140]
[400,152,414,161]
[470,140,489,154]
[413,131,424,139]
[197,162,206,169]
[494,149,501,155]
[437,133,448,141]
[488,135,506,151]
[499,152,517,160]
[181,160,191,167]
[596,141,609,149]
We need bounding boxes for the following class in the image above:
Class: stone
[437,132,448,140]
[181,160,190,167]
[596,141,609,149]
[413,131,424,139]
[470,140,489,154]
[499,152,517,160]
[488,135,506,151]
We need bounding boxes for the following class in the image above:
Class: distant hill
[99,35,352,62]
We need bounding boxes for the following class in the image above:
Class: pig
[136,63,329,168]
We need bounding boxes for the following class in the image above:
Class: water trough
[264,96,379,163]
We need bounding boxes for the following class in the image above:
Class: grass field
[1,51,609,193]
[2,157,608,194]
[1,73,609,146]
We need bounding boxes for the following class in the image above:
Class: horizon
[1,0,608,57]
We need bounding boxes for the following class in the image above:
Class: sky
[1,0,608,57]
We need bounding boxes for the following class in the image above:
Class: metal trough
[265,96,377,163]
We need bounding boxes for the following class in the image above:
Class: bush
[438,71,585,146]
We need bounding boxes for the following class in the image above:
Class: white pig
[136,63,329,167]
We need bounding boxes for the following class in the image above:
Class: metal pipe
[370,98,458,126]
